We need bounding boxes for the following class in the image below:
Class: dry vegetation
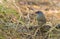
[0,0,60,39]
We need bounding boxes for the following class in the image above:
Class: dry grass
[0,0,60,39]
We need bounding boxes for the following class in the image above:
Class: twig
[12,0,22,19]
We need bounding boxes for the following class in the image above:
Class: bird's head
[35,11,43,15]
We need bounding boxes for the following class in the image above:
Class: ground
[0,0,60,39]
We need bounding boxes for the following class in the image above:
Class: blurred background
[0,0,60,39]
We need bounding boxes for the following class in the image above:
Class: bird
[35,11,51,39]
[35,11,46,26]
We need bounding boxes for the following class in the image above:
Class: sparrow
[36,11,46,26]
